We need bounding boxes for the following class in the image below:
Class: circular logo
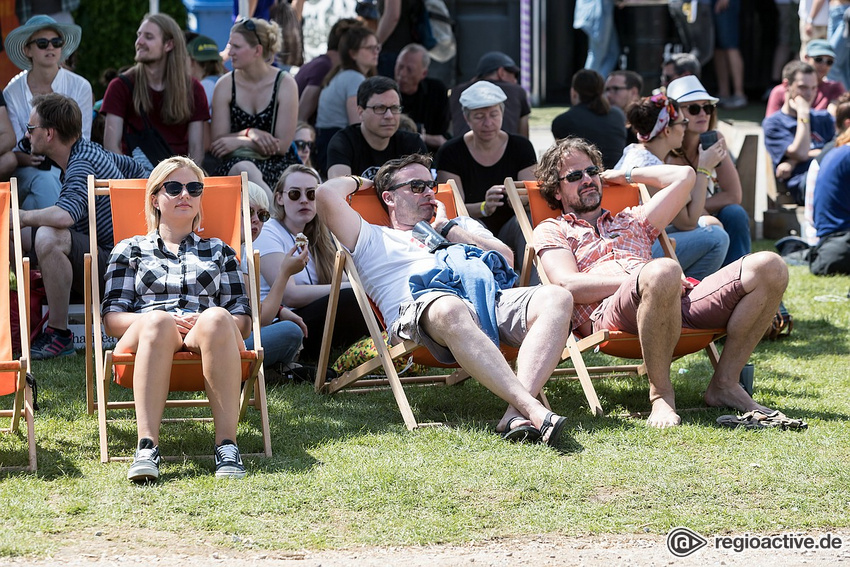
[667,526,708,557]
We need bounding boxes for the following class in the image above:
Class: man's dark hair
[31,93,82,144]
[609,70,643,94]
[536,137,603,210]
[664,53,701,78]
[783,60,815,83]
[374,153,432,213]
[357,76,401,108]
[327,18,360,51]
[572,69,610,116]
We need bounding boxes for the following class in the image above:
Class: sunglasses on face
[160,181,204,197]
[387,179,438,193]
[671,118,690,127]
[813,56,835,66]
[684,103,716,115]
[293,140,313,151]
[559,165,600,183]
[286,188,316,201]
[27,37,65,49]
[25,124,46,134]
[250,207,270,222]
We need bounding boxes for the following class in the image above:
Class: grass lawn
[1,248,849,558]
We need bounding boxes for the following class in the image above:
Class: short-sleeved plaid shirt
[533,206,659,329]
[101,231,250,318]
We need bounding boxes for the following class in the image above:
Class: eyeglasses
[671,118,690,127]
[387,179,437,193]
[605,85,628,93]
[558,165,600,183]
[365,104,403,115]
[813,56,835,66]
[250,207,270,222]
[293,140,314,151]
[236,17,262,45]
[160,181,204,197]
[360,43,381,53]
[286,188,316,201]
[26,37,65,50]
[25,124,46,134]
[684,103,716,115]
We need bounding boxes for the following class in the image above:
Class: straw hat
[3,15,82,71]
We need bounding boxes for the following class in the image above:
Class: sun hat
[187,35,222,62]
[3,14,82,71]
[475,51,520,79]
[459,80,507,110]
[806,39,836,59]
[665,75,719,104]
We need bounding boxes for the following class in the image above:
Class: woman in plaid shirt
[101,156,251,482]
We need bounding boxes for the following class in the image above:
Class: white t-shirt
[4,68,93,142]
[349,216,492,330]
[614,143,664,170]
[252,218,318,300]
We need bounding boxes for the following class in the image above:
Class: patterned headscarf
[637,93,679,142]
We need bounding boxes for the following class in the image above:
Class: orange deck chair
[314,179,608,428]
[83,173,270,463]
[505,178,724,410]
[1,179,37,472]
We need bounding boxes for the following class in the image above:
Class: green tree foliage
[73,1,189,99]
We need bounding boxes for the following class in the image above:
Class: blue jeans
[828,5,849,89]
[245,320,303,367]
[714,204,751,266]
[652,224,729,281]
[15,165,62,210]
[583,0,620,78]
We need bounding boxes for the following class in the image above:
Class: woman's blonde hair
[145,156,205,233]
[247,180,271,210]
[232,17,283,59]
[271,164,335,284]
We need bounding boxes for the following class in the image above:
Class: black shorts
[29,226,110,298]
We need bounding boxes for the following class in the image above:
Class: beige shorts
[390,286,541,364]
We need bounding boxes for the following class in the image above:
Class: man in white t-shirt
[316,153,576,447]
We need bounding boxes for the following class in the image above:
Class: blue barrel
[183,0,233,54]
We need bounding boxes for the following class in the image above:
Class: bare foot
[647,398,682,428]
[705,381,772,413]
[495,415,531,434]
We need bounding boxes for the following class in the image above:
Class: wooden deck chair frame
[504,177,723,412]
[83,172,271,463]
[0,179,37,472]
[314,179,609,427]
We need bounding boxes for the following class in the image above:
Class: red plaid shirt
[533,206,660,329]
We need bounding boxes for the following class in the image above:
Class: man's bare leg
[33,226,73,330]
[636,259,683,428]
[419,295,561,434]
[705,252,788,411]
[496,286,573,432]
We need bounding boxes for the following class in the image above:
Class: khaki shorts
[391,286,541,364]
[592,258,747,335]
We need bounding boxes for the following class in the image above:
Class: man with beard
[101,13,209,167]
[326,76,426,179]
[532,137,789,428]
[316,153,575,447]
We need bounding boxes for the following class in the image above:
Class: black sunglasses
[286,188,316,201]
[160,181,204,197]
[293,140,313,151]
[813,56,835,66]
[27,37,65,50]
[559,165,600,183]
[684,103,716,115]
[236,17,261,45]
[250,207,271,222]
[387,179,438,193]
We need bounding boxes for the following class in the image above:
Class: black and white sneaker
[127,438,161,482]
[214,440,246,479]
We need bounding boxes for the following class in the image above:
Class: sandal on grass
[539,412,568,447]
[716,409,808,430]
[501,416,542,443]
[763,302,793,340]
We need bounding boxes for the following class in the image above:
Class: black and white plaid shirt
[102,231,250,317]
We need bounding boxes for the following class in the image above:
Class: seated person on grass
[532,137,789,428]
[316,153,574,447]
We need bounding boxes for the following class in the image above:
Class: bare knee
[742,251,788,294]
[33,226,71,258]
[638,258,681,298]
[528,285,573,327]
[138,311,181,346]
[193,307,239,346]
[422,295,472,332]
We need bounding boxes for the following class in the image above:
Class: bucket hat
[3,15,82,71]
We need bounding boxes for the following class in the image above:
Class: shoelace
[217,444,240,464]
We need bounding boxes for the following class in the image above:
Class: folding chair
[315,180,609,428]
[83,173,271,463]
[1,179,37,472]
[504,177,724,411]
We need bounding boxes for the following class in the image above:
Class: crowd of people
[3,3,828,482]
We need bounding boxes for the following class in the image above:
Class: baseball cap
[187,35,222,62]
[806,39,836,59]
[475,51,520,78]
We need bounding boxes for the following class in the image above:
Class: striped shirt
[533,206,659,330]
[57,138,149,249]
[101,231,250,318]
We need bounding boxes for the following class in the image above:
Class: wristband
[697,167,712,178]
[346,175,364,194]
[798,117,810,124]
[440,218,458,238]
[480,201,489,217]
[625,167,635,184]
[246,128,251,137]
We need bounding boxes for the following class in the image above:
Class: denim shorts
[713,0,741,49]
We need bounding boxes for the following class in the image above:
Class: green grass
[2,247,850,557]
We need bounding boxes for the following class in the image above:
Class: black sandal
[501,416,542,443]
[539,412,568,448]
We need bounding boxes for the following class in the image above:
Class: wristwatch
[440,218,458,237]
